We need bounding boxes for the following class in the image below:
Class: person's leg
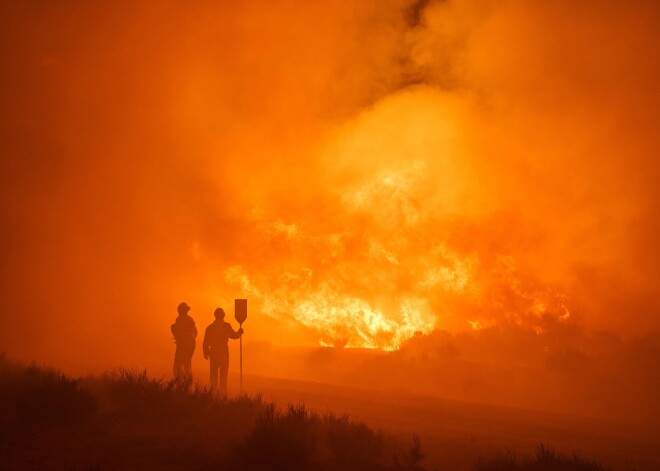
[219,354,229,396]
[173,346,183,378]
[209,356,219,390]
[183,343,195,380]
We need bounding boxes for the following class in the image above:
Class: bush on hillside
[323,412,383,468]
[0,354,97,425]
[239,403,318,470]
[99,368,264,426]
[474,443,608,471]
[238,403,421,471]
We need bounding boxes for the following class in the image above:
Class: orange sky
[1,0,659,376]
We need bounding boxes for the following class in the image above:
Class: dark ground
[2,357,656,471]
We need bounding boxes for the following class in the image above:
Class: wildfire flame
[215,88,573,351]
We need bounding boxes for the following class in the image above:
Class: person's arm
[229,324,244,340]
[192,320,198,339]
[202,326,210,359]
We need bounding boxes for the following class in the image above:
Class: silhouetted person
[171,301,197,380]
[203,307,243,395]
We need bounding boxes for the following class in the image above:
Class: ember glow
[1,0,658,372]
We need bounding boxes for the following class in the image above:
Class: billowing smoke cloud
[0,0,658,368]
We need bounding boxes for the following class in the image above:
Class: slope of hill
[1,356,641,471]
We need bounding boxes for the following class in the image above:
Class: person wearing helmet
[203,307,243,395]
[171,302,198,380]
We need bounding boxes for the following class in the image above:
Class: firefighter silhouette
[203,307,243,395]
[171,302,197,380]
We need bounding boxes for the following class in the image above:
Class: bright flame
[216,89,575,350]
[225,265,435,350]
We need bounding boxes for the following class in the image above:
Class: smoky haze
[0,0,658,421]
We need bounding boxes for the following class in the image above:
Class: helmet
[214,307,225,319]
[177,302,191,315]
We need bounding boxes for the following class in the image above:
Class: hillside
[0,356,638,471]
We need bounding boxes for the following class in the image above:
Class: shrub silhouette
[393,433,427,471]
[239,404,414,471]
[0,355,97,425]
[323,412,383,469]
[103,368,203,418]
[406,433,425,469]
[474,443,608,471]
[97,368,264,428]
[240,403,317,470]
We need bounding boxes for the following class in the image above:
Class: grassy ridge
[0,355,611,471]
[0,355,424,470]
